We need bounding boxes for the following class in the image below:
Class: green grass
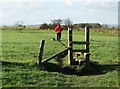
[1,29,119,88]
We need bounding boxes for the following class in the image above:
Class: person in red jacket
[55,24,63,42]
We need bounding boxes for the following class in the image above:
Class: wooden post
[68,27,73,65]
[85,27,90,66]
[38,40,45,65]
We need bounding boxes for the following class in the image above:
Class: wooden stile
[68,26,90,66]
[38,26,90,67]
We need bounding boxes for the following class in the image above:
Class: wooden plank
[42,47,69,63]
[73,41,89,45]
[73,49,87,53]
[38,40,45,65]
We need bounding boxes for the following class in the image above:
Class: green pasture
[1,29,119,88]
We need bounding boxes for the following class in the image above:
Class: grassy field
[1,28,119,88]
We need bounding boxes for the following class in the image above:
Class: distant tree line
[38,19,102,30]
[74,23,101,28]
[12,19,111,30]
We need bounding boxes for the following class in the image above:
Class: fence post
[68,27,73,65]
[85,27,90,66]
[38,40,45,65]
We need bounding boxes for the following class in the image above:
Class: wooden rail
[73,49,87,53]
[73,41,89,45]
[42,47,69,63]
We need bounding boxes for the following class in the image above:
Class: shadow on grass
[2,61,26,66]
[2,60,36,68]
[2,60,119,76]
[39,61,119,76]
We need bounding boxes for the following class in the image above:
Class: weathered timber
[73,41,89,45]
[85,27,90,66]
[85,27,90,53]
[84,53,91,66]
[38,40,45,65]
[68,27,73,65]
[42,47,69,63]
[73,49,87,53]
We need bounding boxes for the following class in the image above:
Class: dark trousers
[57,33,61,42]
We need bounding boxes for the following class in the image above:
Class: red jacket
[55,25,63,33]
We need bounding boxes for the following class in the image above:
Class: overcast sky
[0,0,119,26]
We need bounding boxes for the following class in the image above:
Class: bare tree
[15,21,24,26]
[51,19,62,25]
[64,18,73,28]
[15,21,25,30]
[102,24,108,28]
[51,19,63,29]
